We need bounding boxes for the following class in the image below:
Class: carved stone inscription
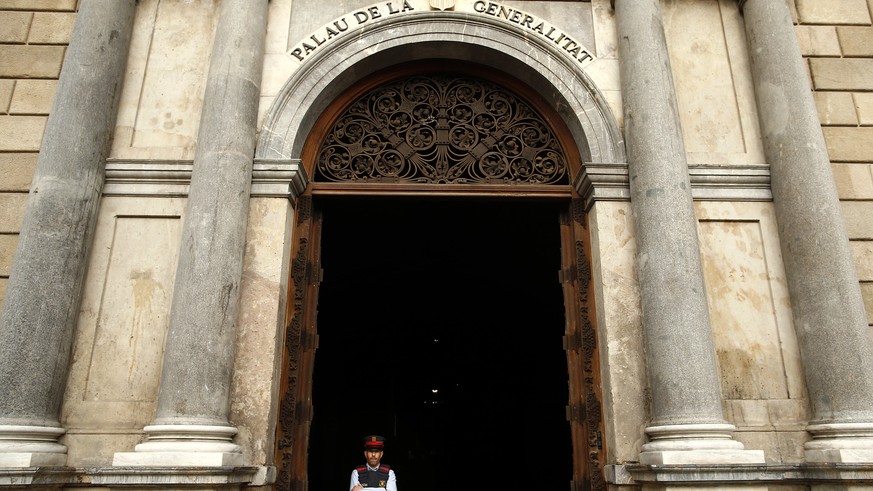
[290,1,415,61]
[472,1,594,64]
[288,1,596,67]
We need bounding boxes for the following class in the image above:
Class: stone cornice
[105,159,769,207]
[574,163,772,210]
[103,159,309,200]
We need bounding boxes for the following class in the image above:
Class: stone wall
[2,0,873,474]
[0,0,75,312]
[795,0,873,327]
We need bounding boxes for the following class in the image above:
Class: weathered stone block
[824,127,873,162]
[9,79,57,114]
[665,0,749,155]
[810,58,873,91]
[725,399,771,428]
[796,0,871,25]
[0,45,64,78]
[842,201,873,239]
[861,282,873,324]
[815,91,858,125]
[0,277,6,312]
[796,25,840,56]
[767,399,809,428]
[0,193,27,233]
[0,153,36,191]
[0,0,77,10]
[29,12,76,44]
[0,11,32,43]
[856,92,873,125]
[838,26,873,57]
[773,431,810,463]
[0,79,13,112]
[0,233,17,276]
[833,163,873,199]
[0,115,46,151]
[852,240,873,280]
[111,0,214,160]
[701,218,791,400]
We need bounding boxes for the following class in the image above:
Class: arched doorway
[273,62,606,491]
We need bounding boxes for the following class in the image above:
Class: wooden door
[560,199,607,491]
[275,195,322,491]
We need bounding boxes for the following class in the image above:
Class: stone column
[614,0,763,465]
[0,0,135,467]
[113,0,269,467]
[741,0,873,463]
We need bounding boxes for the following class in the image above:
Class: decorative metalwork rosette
[316,74,568,185]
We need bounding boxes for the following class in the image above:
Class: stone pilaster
[614,0,763,465]
[741,0,873,463]
[0,0,135,467]
[113,0,269,467]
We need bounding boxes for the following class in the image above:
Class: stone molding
[575,163,771,209]
[0,425,66,467]
[113,425,243,467]
[639,423,765,465]
[805,422,873,463]
[0,466,272,487]
[106,159,768,206]
[611,462,873,486]
[257,10,625,169]
[104,158,309,200]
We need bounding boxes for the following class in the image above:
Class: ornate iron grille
[316,74,569,185]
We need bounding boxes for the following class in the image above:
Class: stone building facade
[2,0,873,489]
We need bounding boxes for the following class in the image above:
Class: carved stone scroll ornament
[316,74,569,185]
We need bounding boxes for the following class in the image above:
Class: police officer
[349,435,397,491]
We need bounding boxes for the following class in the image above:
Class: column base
[640,423,765,465]
[805,423,873,463]
[0,425,67,467]
[113,424,243,467]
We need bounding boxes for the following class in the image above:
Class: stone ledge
[0,465,274,488]
[103,159,309,200]
[611,462,873,486]
[105,159,772,206]
[575,163,772,210]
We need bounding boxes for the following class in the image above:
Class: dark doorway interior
[307,197,572,491]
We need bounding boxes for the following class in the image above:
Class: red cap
[363,435,385,450]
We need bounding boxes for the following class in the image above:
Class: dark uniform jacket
[356,464,391,488]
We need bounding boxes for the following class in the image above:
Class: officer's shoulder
[356,465,367,471]
[379,464,391,471]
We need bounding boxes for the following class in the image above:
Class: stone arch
[255,11,625,175]
[265,12,619,489]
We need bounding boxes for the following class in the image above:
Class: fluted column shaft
[615,0,763,465]
[741,0,873,463]
[0,0,135,467]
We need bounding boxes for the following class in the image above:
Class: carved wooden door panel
[276,195,322,491]
[560,199,607,491]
